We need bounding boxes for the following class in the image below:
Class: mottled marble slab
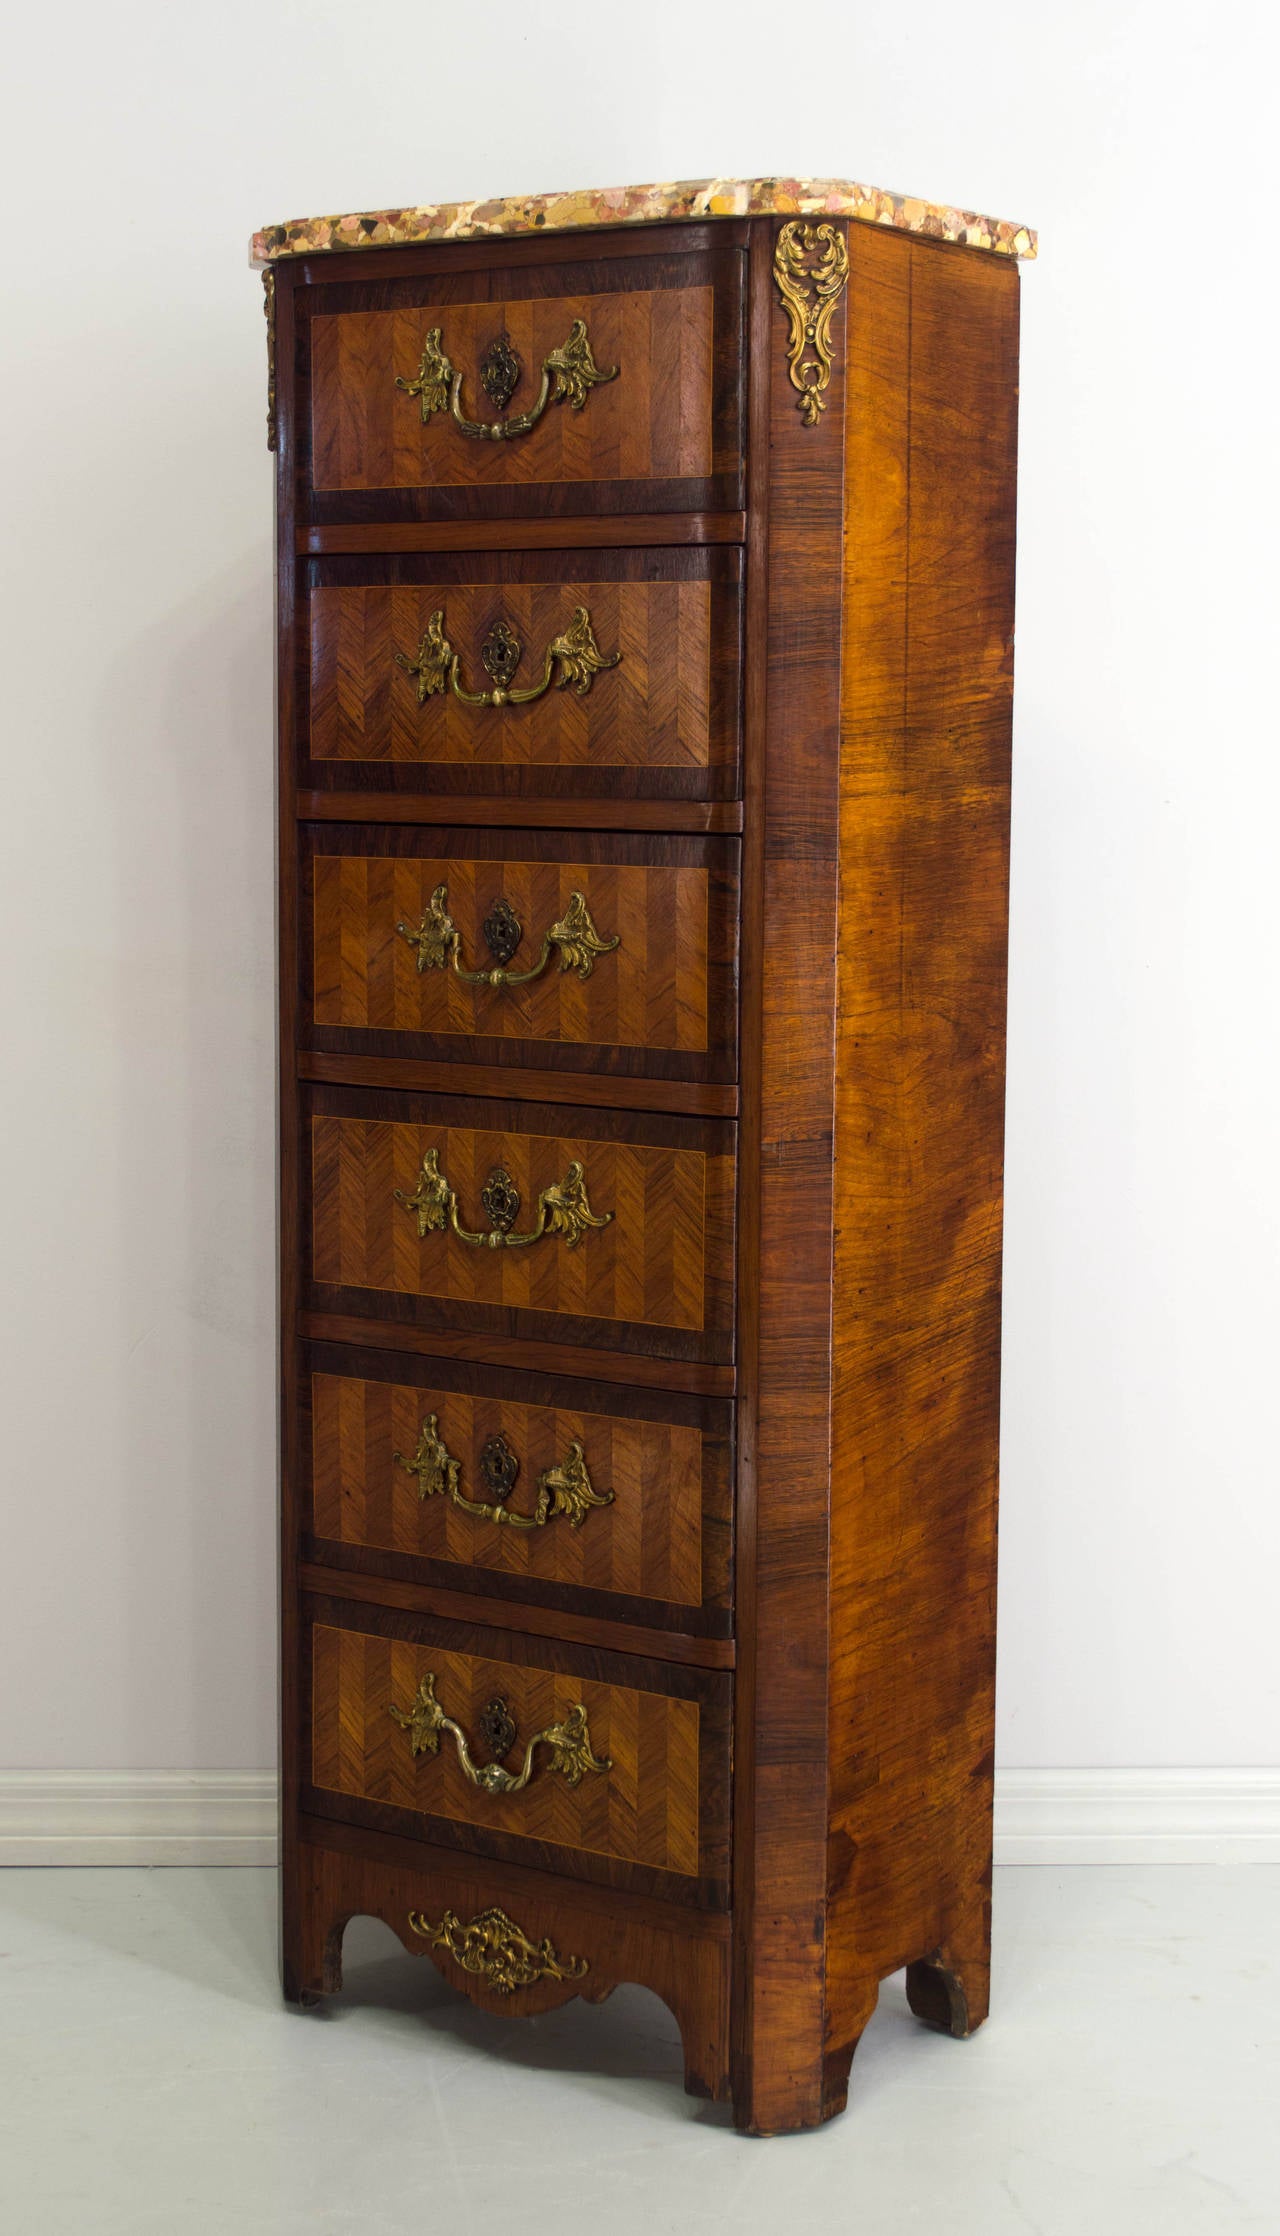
[251,175,1035,266]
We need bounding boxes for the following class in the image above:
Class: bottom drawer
[303,1597,731,1909]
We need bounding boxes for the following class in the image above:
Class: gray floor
[0,1865,1275,2233]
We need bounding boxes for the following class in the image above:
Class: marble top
[251,175,1036,267]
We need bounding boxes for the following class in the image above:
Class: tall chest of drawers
[257,177,1031,2135]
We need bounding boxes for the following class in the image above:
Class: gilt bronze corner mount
[773,220,849,425]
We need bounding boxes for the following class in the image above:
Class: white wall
[1,0,1276,1780]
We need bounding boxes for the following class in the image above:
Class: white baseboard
[993,1768,1280,1865]
[0,1767,1276,1868]
[0,1773,277,1866]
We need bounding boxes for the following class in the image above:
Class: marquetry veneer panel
[303,1086,736,1365]
[303,826,739,1086]
[310,1368,706,1607]
[311,285,715,492]
[309,1617,725,1887]
[310,579,715,769]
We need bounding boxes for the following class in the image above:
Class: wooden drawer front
[302,1344,733,1629]
[304,1086,736,1368]
[305,1605,731,1905]
[302,549,742,801]
[303,827,738,1087]
[303,246,743,515]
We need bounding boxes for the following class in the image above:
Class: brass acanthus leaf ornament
[534,1439,613,1529]
[395,885,459,973]
[392,1413,460,1505]
[393,1144,453,1237]
[542,318,617,410]
[408,1905,589,1996]
[544,607,622,696]
[773,220,850,425]
[537,1160,612,1250]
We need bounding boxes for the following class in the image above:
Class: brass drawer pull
[395,316,617,441]
[395,1413,614,1533]
[395,605,620,709]
[390,1672,611,1797]
[408,1904,588,1995]
[395,883,619,988]
[395,1149,612,1252]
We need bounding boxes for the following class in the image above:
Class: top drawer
[299,242,745,522]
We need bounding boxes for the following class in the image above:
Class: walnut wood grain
[296,1312,737,1398]
[298,1566,736,1669]
[299,512,747,555]
[297,1052,738,1121]
[822,227,1018,2087]
[296,796,745,834]
[305,1600,731,1906]
[728,217,847,2138]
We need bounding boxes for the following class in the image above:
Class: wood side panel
[302,1601,731,1907]
[303,1084,736,1366]
[301,825,739,1087]
[307,1360,717,1612]
[291,1835,733,2100]
[826,232,1019,2061]
[730,219,847,2135]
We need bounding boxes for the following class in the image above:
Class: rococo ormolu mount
[256,173,1033,2134]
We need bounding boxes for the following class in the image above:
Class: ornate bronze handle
[408,1904,588,1995]
[395,605,620,711]
[395,1414,613,1533]
[390,1672,611,1797]
[395,317,617,441]
[395,883,619,988]
[773,220,850,426]
[395,1149,611,1252]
